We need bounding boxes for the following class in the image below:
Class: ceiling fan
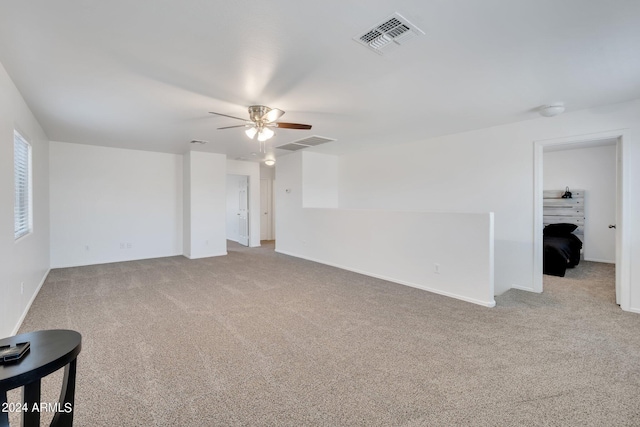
[209,105,312,143]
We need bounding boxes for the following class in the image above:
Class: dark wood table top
[0,330,82,391]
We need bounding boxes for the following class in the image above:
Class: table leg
[22,379,41,427]
[0,391,9,427]
[50,359,76,427]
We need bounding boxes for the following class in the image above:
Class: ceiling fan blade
[261,108,285,123]
[209,111,249,122]
[275,122,312,130]
[217,124,250,130]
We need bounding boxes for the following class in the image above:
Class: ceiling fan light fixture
[263,127,275,139]
[261,108,285,123]
[211,105,311,143]
[258,127,275,141]
[245,127,258,139]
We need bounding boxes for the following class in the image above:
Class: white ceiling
[1,1,639,161]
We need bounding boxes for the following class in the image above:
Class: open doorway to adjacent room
[226,174,249,246]
[533,130,631,310]
[260,164,276,245]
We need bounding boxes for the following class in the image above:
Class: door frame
[260,178,274,241]
[533,129,630,310]
[226,174,250,246]
[237,174,249,246]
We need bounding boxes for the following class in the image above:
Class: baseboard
[275,250,496,308]
[511,285,539,293]
[183,251,227,260]
[626,306,640,314]
[12,268,50,336]
[584,258,615,264]
[51,252,185,269]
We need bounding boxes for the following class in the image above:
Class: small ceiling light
[245,127,258,139]
[539,103,565,117]
[264,159,276,166]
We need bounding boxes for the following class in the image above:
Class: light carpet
[9,242,640,426]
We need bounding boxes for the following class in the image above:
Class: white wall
[260,164,275,180]
[333,99,640,309]
[0,62,50,336]
[302,152,339,208]
[276,153,495,307]
[183,151,227,258]
[49,142,183,267]
[226,160,261,247]
[544,144,616,262]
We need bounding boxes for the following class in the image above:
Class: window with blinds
[14,130,32,240]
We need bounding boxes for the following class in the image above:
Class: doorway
[533,130,631,310]
[260,178,274,241]
[226,174,249,246]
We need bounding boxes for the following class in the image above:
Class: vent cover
[276,143,308,151]
[276,135,336,151]
[353,12,425,55]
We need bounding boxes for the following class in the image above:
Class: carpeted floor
[9,242,640,426]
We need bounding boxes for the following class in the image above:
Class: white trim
[584,258,615,264]
[617,133,631,311]
[183,251,227,260]
[13,129,33,241]
[276,250,496,308]
[533,129,631,311]
[260,178,274,241]
[512,285,538,293]
[12,269,50,336]
[488,212,495,301]
[13,231,33,244]
[533,141,544,293]
[51,252,185,269]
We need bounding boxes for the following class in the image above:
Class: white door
[260,179,272,240]
[237,175,249,246]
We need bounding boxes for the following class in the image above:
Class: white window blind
[14,130,32,240]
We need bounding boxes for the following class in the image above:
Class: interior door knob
[608,224,616,229]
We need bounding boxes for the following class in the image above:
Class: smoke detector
[354,12,425,55]
[539,103,565,117]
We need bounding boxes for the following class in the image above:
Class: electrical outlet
[434,264,440,274]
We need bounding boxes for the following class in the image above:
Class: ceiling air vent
[276,135,336,151]
[353,12,425,55]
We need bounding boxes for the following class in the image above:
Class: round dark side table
[0,330,81,427]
